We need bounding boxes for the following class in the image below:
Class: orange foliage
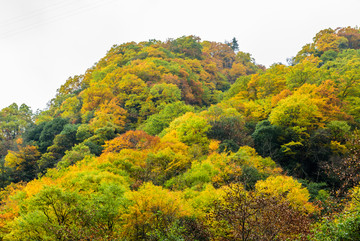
[89,98,127,131]
[271,89,292,106]
[0,182,26,232]
[103,130,160,154]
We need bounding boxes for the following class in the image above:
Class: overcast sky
[0,0,359,111]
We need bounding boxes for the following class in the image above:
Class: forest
[0,26,360,240]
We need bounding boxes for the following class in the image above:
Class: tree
[38,117,69,153]
[252,120,283,158]
[314,29,347,53]
[322,130,360,195]
[255,175,315,213]
[5,184,127,240]
[4,139,41,182]
[57,143,93,169]
[312,185,360,240]
[269,92,323,130]
[286,55,322,89]
[141,101,194,136]
[122,182,190,240]
[0,103,33,141]
[226,37,239,52]
[163,112,211,156]
[169,35,203,59]
[322,49,360,100]
[209,183,312,240]
[59,96,82,123]
[103,130,159,154]
[149,83,181,106]
[204,106,252,147]
[89,98,127,133]
[56,75,85,96]
[336,26,360,49]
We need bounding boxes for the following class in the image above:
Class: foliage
[1,28,360,240]
[209,184,312,240]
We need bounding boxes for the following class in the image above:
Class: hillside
[0,27,360,240]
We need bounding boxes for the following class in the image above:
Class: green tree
[38,117,69,153]
[169,35,203,59]
[141,101,194,136]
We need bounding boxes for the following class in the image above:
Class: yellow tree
[4,139,41,182]
[255,175,316,213]
[315,30,347,53]
[122,182,190,240]
[89,98,127,132]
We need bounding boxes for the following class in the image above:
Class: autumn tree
[89,98,127,132]
[314,28,348,53]
[122,182,190,240]
[209,183,312,240]
[169,35,203,59]
[321,130,360,195]
[103,130,159,154]
[336,26,360,49]
[4,139,41,182]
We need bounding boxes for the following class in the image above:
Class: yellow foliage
[0,182,26,233]
[60,96,81,121]
[23,177,55,198]
[123,182,191,237]
[232,146,282,175]
[89,98,127,131]
[186,184,224,218]
[5,145,40,171]
[315,32,347,52]
[242,98,272,120]
[81,83,114,113]
[330,140,348,154]
[255,175,316,214]
[4,151,21,169]
[208,140,220,153]
[269,91,324,130]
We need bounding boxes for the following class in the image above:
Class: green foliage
[205,106,252,147]
[312,187,360,240]
[6,183,128,240]
[149,83,181,105]
[169,35,203,59]
[269,92,322,130]
[38,117,69,153]
[57,143,94,169]
[0,103,33,141]
[320,50,338,64]
[252,120,282,157]
[165,159,219,190]
[326,120,351,141]
[223,75,249,98]
[140,101,194,136]
[162,112,211,154]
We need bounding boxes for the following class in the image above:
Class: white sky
[0,0,359,111]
